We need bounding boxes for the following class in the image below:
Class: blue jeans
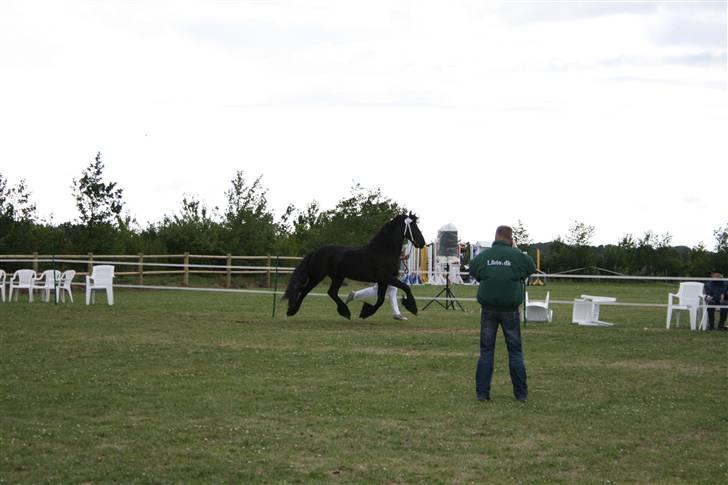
[476,308,528,400]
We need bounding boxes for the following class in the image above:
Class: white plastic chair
[9,269,37,302]
[525,291,553,322]
[33,269,61,303]
[666,282,705,331]
[57,270,76,303]
[86,265,114,305]
[0,269,6,302]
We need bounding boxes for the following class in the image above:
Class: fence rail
[0,253,303,288]
[3,254,724,290]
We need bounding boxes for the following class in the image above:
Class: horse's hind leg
[360,282,387,319]
[328,276,351,320]
[389,278,418,315]
[287,276,324,316]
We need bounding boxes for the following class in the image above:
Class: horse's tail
[283,252,314,312]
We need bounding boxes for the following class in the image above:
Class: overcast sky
[1,0,726,248]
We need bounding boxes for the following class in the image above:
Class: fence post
[183,252,190,287]
[138,253,144,286]
[267,255,271,288]
[87,253,93,275]
[32,252,38,273]
[226,253,232,288]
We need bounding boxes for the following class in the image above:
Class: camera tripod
[423,264,465,312]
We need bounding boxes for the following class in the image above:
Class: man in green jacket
[469,225,537,402]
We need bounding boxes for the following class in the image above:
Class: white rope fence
[2,257,727,282]
[63,283,720,310]
[2,256,726,310]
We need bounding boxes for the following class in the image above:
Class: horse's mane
[367,214,416,253]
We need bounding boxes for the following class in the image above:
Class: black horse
[284,213,426,319]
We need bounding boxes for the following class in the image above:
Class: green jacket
[469,240,537,310]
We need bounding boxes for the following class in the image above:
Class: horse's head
[403,212,426,249]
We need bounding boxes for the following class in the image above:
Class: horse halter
[403,217,414,242]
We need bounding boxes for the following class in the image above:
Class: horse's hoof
[286,308,297,317]
[337,306,351,320]
[360,303,376,319]
[402,297,418,315]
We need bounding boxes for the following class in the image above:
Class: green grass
[1,282,726,483]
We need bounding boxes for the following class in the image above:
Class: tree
[0,173,12,219]
[285,184,405,254]
[565,220,595,247]
[0,173,37,222]
[157,196,223,254]
[551,221,597,270]
[714,224,728,253]
[0,174,39,253]
[322,183,405,246]
[222,171,277,255]
[689,242,713,276]
[72,152,125,227]
[225,172,268,222]
[11,179,37,222]
[512,220,532,246]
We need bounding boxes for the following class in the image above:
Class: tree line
[1,153,726,276]
[511,220,727,277]
[0,153,404,258]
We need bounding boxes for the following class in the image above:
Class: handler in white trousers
[345,246,410,321]
[346,284,407,321]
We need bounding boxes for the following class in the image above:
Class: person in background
[469,225,536,403]
[704,270,727,331]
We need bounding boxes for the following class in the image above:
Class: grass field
[1,282,726,483]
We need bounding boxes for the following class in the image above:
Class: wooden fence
[0,253,303,288]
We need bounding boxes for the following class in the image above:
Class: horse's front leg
[359,282,388,319]
[287,278,321,316]
[328,276,351,320]
[388,278,417,315]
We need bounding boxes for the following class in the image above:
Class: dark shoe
[477,395,490,402]
[516,397,528,404]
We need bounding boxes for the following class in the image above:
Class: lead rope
[402,217,414,283]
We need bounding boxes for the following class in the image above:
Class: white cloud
[0,0,725,246]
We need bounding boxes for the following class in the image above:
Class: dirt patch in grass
[604,359,721,373]
[562,358,722,375]
[408,327,476,335]
[213,341,472,358]
[405,326,553,336]
[358,347,471,358]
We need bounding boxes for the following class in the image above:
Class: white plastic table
[572,294,616,326]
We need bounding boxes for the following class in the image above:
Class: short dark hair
[495,225,513,241]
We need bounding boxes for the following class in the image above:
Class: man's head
[710,269,723,278]
[495,225,513,246]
